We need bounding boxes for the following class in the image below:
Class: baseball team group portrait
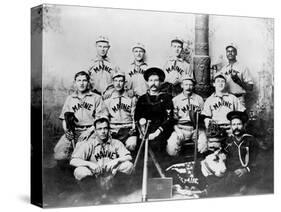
[31,4,274,207]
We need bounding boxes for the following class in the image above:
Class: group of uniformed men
[53,35,257,197]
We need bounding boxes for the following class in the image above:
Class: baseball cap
[132,42,146,52]
[213,73,226,81]
[171,37,184,45]
[182,75,196,84]
[96,35,109,43]
[225,42,238,51]
[94,116,110,127]
[112,71,126,80]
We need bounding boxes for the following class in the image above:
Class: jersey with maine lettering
[104,91,136,125]
[173,92,204,123]
[201,93,245,125]
[71,137,131,166]
[88,56,116,94]
[163,57,193,84]
[59,91,106,126]
[219,61,253,95]
[125,61,148,96]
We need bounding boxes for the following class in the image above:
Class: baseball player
[70,117,133,194]
[203,111,258,197]
[125,43,148,97]
[53,71,106,161]
[163,37,194,96]
[103,72,137,151]
[135,67,174,163]
[218,43,254,106]
[87,36,118,95]
[201,73,245,149]
[166,76,208,156]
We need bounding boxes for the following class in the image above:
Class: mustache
[150,85,157,88]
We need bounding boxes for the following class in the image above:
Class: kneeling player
[70,117,133,194]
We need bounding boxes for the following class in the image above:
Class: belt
[234,93,245,98]
[75,125,92,129]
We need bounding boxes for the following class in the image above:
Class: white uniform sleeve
[59,96,71,120]
[242,66,254,84]
[71,142,92,161]
[95,95,109,118]
[116,140,131,158]
[233,95,246,112]
[201,97,212,118]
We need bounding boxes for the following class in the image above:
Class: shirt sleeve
[71,142,92,161]
[115,140,131,158]
[242,66,254,85]
[172,97,179,120]
[201,98,212,118]
[59,96,71,120]
[94,95,109,118]
[233,95,246,112]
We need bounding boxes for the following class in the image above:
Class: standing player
[125,43,148,97]
[70,117,133,195]
[218,43,254,106]
[201,74,245,149]
[104,72,137,152]
[163,37,194,96]
[166,76,207,156]
[53,71,105,161]
[88,36,117,95]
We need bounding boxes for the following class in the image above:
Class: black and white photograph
[31,3,274,208]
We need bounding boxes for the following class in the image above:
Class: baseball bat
[141,120,151,202]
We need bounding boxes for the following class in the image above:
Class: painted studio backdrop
[31,4,273,207]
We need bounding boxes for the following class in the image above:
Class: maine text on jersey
[111,102,131,113]
[179,104,201,113]
[165,65,185,75]
[128,68,145,77]
[89,63,112,73]
[72,101,93,112]
[94,149,119,161]
[211,99,232,110]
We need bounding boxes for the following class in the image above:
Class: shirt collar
[226,60,239,67]
[213,92,230,98]
[230,133,252,144]
[94,137,112,147]
[71,90,94,99]
[180,92,195,101]
[93,55,110,62]
[131,61,147,66]
[111,90,128,99]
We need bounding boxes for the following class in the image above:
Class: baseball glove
[64,112,78,132]
[206,121,227,139]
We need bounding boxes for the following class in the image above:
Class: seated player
[166,76,207,156]
[70,117,133,195]
[203,111,258,197]
[103,72,137,151]
[53,71,105,161]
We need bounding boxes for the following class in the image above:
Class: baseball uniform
[54,91,107,160]
[201,92,246,125]
[163,57,193,85]
[104,91,137,151]
[71,137,133,181]
[125,61,148,97]
[167,92,207,156]
[219,61,253,105]
[88,56,116,94]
